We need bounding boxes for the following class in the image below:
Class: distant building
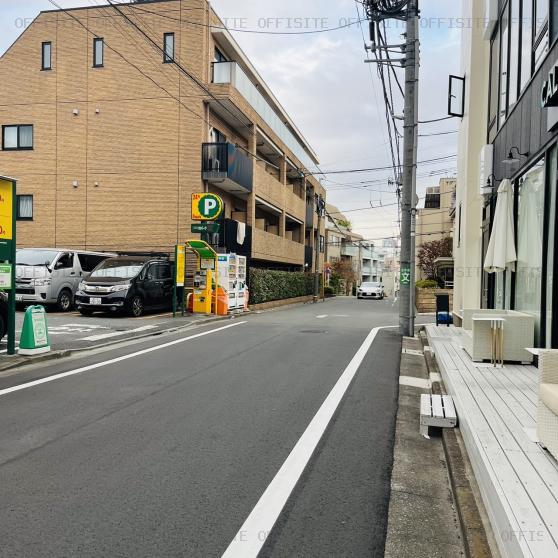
[415,178,456,280]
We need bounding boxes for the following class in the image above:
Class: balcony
[341,244,359,258]
[202,142,253,194]
[252,228,304,266]
[211,61,315,170]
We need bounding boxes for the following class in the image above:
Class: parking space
[0,309,208,353]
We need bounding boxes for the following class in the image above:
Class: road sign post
[0,177,16,355]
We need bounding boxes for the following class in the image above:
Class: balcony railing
[202,142,253,193]
[212,61,315,170]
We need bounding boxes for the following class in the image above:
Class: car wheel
[129,295,144,318]
[79,308,94,316]
[57,289,73,312]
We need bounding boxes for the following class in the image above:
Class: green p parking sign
[192,193,224,221]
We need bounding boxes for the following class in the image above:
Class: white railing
[213,61,315,171]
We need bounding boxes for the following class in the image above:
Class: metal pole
[313,195,321,303]
[399,0,419,337]
[7,178,16,356]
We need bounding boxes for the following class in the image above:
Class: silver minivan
[15,248,115,311]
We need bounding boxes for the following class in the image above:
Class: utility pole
[363,0,419,337]
[401,0,419,337]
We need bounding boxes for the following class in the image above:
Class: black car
[0,291,7,341]
[75,256,174,317]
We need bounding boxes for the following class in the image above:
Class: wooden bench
[420,394,457,438]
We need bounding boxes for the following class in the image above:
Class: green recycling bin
[19,305,51,355]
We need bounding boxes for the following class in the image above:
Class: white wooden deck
[425,325,558,558]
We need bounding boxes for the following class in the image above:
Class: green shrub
[324,286,335,297]
[416,279,439,289]
[249,268,315,305]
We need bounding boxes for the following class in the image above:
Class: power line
[112,2,367,35]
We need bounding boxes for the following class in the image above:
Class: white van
[15,248,115,311]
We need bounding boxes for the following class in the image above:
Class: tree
[331,259,358,295]
[336,219,352,230]
[417,237,453,280]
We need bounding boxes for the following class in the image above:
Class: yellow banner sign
[0,178,13,241]
[175,245,185,287]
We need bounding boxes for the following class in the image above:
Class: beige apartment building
[415,177,456,280]
[0,0,325,271]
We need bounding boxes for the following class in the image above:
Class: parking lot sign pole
[0,176,16,355]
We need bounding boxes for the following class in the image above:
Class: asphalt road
[0,298,402,558]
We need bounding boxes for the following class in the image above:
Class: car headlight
[78,281,86,291]
[32,278,51,286]
[109,284,130,293]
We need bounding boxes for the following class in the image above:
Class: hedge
[249,268,315,305]
[416,279,439,289]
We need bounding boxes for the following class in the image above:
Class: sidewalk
[384,334,491,557]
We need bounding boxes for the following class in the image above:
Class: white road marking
[429,372,442,383]
[221,325,385,558]
[316,315,328,319]
[79,325,157,342]
[399,376,431,389]
[0,321,246,398]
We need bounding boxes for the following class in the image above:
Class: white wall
[453,0,490,313]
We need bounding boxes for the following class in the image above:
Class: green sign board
[0,263,12,289]
[400,265,411,286]
[192,222,220,234]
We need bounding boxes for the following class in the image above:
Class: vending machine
[217,254,247,311]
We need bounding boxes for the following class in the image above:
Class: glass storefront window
[515,159,545,343]
[545,146,556,347]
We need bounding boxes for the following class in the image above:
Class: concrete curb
[421,331,493,558]
[0,314,230,373]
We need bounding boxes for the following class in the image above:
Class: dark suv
[75,255,174,317]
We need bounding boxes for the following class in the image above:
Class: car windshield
[361,282,380,289]
[89,260,144,280]
[16,249,58,266]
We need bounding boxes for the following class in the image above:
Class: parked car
[0,292,7,341]
[357,282,385,300]
[75,255,174,317]
[15,249,115,312]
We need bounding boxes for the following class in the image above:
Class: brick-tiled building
[0,0,325,272]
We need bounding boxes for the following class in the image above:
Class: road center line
[221,325,385,558]
[0,321,246,398]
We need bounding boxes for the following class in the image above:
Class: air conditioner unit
[479,144,493,195]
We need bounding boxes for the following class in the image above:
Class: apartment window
[508,0,520,109]
[499,3,509,127]
[2,125,33,150]
[41,41,52,70]
[319,235,325,253]
[164,33,175,63]
[520,0,533,89]
[209,127,226,143]
[534,0,549,68]
[93,38,104,67]
[488,27,500,140]
[16,195,33,220]
[214,47,227,63]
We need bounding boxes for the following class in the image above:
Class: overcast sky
[0,0,461,244]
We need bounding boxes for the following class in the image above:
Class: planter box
[415,288,453,314]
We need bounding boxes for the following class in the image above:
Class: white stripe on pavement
[79,325,157,342]
[0,321,246,398]
[221,325,386,558]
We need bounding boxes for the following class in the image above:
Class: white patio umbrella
[484,179,517,273]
